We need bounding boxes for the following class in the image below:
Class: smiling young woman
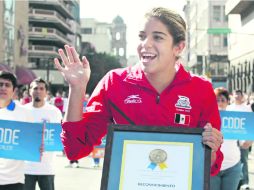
[54,7,224,177]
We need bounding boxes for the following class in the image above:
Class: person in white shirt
[24,78,62,190]
[210,87,242,190]
[227,89,253,190]
[0,71,32,190]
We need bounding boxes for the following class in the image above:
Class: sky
[80,0,187,57]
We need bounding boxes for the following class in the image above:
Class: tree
[81,42,122,94]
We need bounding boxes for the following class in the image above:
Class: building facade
[184,0,229,88]
[28,0,81,89]
[111,16,127,66]
[225,0,254,94]
[80,18,112,54]
[80,16,127,66]
[0,0,38,85]
[0,0,29,70]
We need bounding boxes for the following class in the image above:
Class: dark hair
[214,87,230,101]
[30,77,48,90]
[0,71,17,89]
[144,7,186,45]
[235,89,243,96]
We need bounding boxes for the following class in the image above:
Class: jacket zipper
[156,95,160,104]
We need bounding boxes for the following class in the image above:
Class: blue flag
[44,123,63,151]
[0,120,43,161]
[220,110,254,140]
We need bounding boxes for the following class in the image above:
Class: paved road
[54,154,102,190]
[36,150,254,190]
[248,150,254,190]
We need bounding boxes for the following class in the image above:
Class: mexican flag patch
[174,113,190,125]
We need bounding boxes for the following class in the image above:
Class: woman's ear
[174,41,185,56]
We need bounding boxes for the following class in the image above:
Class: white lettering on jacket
[124,95,142,104]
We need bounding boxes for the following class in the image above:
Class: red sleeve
[61,109,110,161]
[61,74,112,160]
[61,120,93,160]
[211,149,223,176]
[199,82,224,176]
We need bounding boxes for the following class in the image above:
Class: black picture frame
[101,124,211,190]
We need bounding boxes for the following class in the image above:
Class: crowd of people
[12,86,67,114]
[0,71,92,190]
[211,88,253,190]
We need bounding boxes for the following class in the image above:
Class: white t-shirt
[227,103,252,112]
[24,102,62,175]
[62,97,68,113]
[220,103,252,170]
[0,101,33,185]
[220,139,240,170]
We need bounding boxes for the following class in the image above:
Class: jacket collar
[124,61,191,89]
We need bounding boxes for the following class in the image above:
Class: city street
[53,153,102,190]
[35,150,254,190]
[248,151,254,190]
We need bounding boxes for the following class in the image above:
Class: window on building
[218,62,227,75]
[29,57,43,69]
[224,15,228,22]
[119,48,124,56]
[213,6,221,22]
[213,34,220,47]
[113,48,117,55]
[197,55,203,64]
[209,62,217,75]
[223,35,228,47]
[222,6,228,22]
[3,0,15,66]
[116,32,121,40]
[76,36,81,48]
[81,28,92,34]
[96,27,106,34]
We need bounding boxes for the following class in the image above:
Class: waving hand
[54,45,91,88]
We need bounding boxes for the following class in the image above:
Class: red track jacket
[61,63,223,176]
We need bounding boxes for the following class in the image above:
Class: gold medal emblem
[149,149,167,164]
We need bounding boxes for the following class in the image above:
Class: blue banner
[0,120,43,161]
[44,123,63,151]
[220,110,254,140]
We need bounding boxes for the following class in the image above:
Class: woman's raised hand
[54,45,91,89]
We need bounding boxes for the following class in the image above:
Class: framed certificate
[101,125,211,190]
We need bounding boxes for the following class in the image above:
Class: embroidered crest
[175,95,192,109]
